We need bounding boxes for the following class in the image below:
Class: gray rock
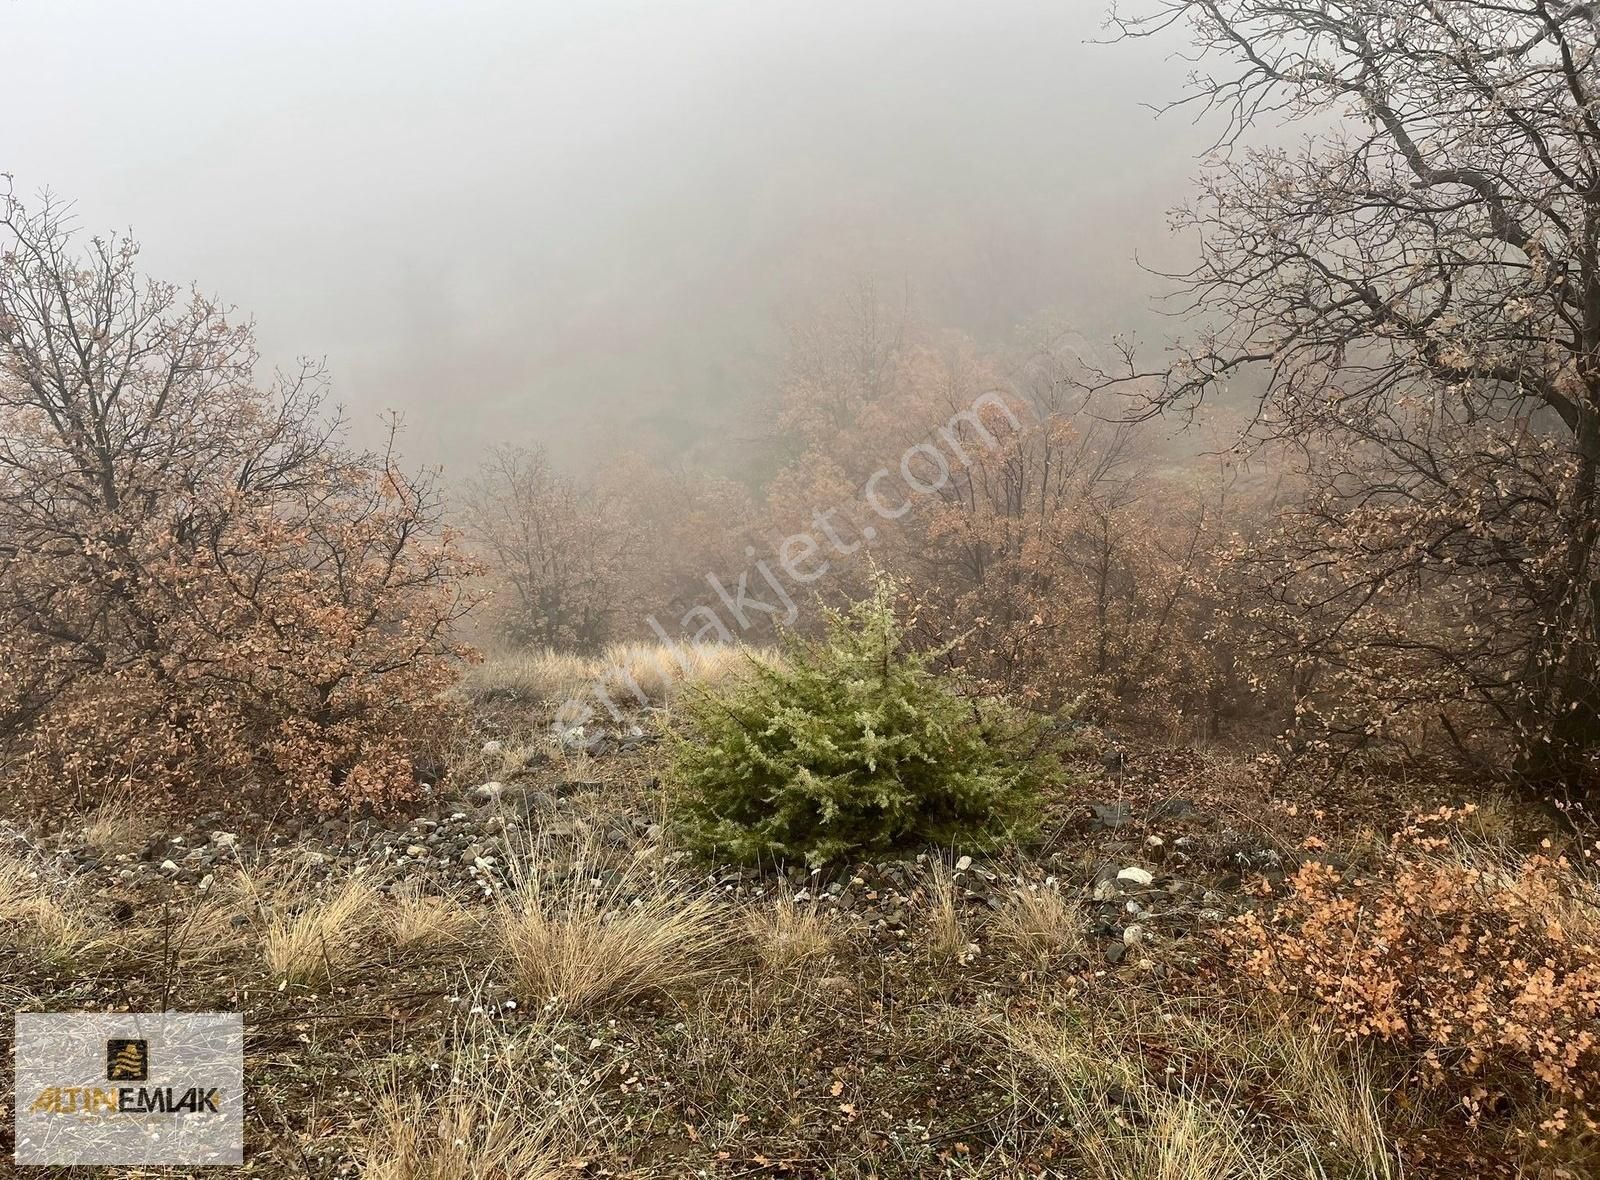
[1090,801,1132,830]
[1151,797,1195,821]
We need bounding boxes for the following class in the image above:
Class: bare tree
[0,186,475,812]
[1100,1,1600,793]
[463,445,635,651]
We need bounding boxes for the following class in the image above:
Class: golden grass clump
[992,884,1088,967]
[495,860,732,1015]
[746,893,834,973]
[79,794,160,856]
[923,861,970,965]
[989,995,1397,1180]
[0,850,106,969]
[388,885,477,951]
[360,1006,578,1180]
[260,873,384,986]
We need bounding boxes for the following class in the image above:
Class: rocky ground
[8,736,1328,975]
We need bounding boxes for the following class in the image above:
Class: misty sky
[3,0,1211,476]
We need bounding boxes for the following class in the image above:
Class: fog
[2,0,1208,474]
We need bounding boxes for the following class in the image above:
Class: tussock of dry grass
[460,640,773,707]
[365,1090,569,1180]
[260,873,383,985]
[923,861,969,965]
[992,884,1088,966]
[495,859,732,1015]
[389,885,478,951]
[988,996,1398,1180]
[747,893,834,972]
[79,795,159,856]
[360,1006,578,1180]
[0,850,106,969]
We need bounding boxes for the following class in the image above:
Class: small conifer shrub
[668,578,1053,866]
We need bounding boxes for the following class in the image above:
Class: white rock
[197,873,214,894]
[481,740,504,756]
[210,831,238,849]
[1122,922,1147,948]
[159,859,179,873]
[1116,866,1155,887]
[954,855,973,872]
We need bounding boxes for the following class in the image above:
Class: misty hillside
[3,2,1600,1179]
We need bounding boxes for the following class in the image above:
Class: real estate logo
[106,1038,148,1082]
[13,1013,243,1165]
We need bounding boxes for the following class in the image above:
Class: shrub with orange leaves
[0,191,477,816]
[1231,808,1600,1130]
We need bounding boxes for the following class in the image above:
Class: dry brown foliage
[0,192,477,817]
[1232,808,1600,1137]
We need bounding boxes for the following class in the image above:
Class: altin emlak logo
[14,1011,243,1166]
[26,1037,223,1116]
[108,1038,148,1081]
[27,1085,223,1116]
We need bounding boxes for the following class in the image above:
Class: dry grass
[992,884,1088,967]
[988,994,1398,1180]
[460,640,774,707]
[0,850,42,924]
[120,882,260,984]
[923,861,969,965]
[359,1004,579,1180]
[260,873,384,985]
[495,857,733,1015]
[1443,793,1536,850]
[0,850,107,969]
[389,885,478,951]
[747,892,835,973]
[79,794,159,856]
[363,1089,568,1180]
